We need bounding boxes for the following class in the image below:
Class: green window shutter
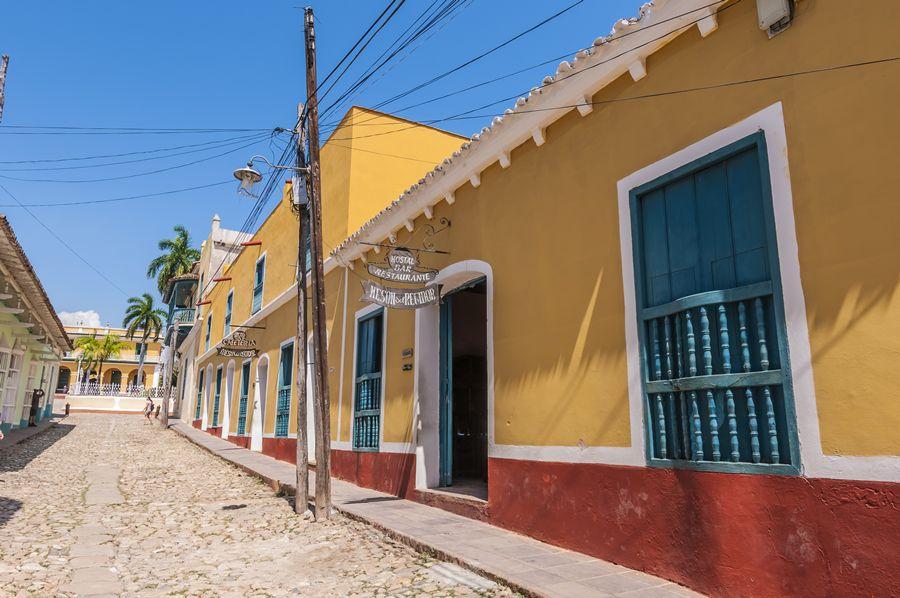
[275,343,293,437]
[237,361,251,435]
[353,310,383,451]
[212,367,222,427]
[195,369,204,420]
[630,133,799,474]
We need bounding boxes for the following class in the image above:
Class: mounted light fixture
[233,154,309,198]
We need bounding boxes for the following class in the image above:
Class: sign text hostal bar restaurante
[361,248,440,310]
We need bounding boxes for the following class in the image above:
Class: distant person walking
[144,397,155,422]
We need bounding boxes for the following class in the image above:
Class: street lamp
[233,155,309,198]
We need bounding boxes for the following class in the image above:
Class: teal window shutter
[237,361,250,435]
[630,132,799,474]
[224,291,233,337]
[194,369,204,420]
[275,343,293,437]
[353,310,383,451]
[212,367,222,427]
[252,257,265,314]
[205,313,212,352]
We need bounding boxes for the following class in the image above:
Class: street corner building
[174,2,900,596]
[0,216,69,433]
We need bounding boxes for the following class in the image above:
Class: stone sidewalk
[172,422,701,598]
[0,415,59,449]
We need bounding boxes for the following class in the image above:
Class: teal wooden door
[212,367,222,427]
[631,132,799,473]
[439,297,453,487]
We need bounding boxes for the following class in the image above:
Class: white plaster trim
[222,359,235,439]
[250,353,269,451]
[414,260,494,489]
[615,102,900,483]
[336,268,349,443]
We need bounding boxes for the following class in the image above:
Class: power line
[319,0,471,123]
[0,136,269,183]
[0,183,129,297]
[0,125,268,134]
[319,0,732,136]
[370,0,586,112]
[320,1,472,125]
[324,0,745,142]
[0,132,275,172]
[314,0,410,108]
[0,132,277,165]
[0,180,233,208]
[329,54,900,145]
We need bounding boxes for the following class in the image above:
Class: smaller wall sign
[217,329,259,358]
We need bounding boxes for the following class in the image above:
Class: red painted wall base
[195,427,898,597]
[192,419,201,429]
[227,435,250,449]
[328,449,897,597]
[207,426,222,438]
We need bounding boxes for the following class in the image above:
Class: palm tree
[122,294,166,387]
[96,334,130,385]
[146,225,201,294]
[73,335,100,384]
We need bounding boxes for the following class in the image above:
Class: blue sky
[0,0,640,325]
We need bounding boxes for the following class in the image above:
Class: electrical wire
[324,0,745,142]
[0,180,234,208]
[0,183,129,296]
[0,132,278,165]
[319,0,733,136]
[319,0,470,123]
[0,125,268,135]
[0,132,275,172]
[370,0,586,112]
[0,136,270,183]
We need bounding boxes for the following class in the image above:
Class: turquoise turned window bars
[275,343,293,437]
[630,133,799,474]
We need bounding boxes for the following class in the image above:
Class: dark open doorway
[439,278,488,500]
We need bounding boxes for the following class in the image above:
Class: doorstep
[170,422,702,598]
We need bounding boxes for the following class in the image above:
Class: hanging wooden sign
[367,248,436,284]
[217,329,259,358]
[361,280,439,310]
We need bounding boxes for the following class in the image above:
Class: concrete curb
[170,424,539,597]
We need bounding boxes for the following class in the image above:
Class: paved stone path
[0,414,513,596]
[173,422,702,598]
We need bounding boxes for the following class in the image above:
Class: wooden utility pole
[294,102,311,516]
[303,7,333,521]
[0,55,9,123]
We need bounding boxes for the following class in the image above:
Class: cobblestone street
[0,414,513,597]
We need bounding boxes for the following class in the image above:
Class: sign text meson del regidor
[361,248,439,310]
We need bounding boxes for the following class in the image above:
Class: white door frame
[222,360,235,439]
[250,354,269,452]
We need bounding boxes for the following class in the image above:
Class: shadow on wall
[0,423,75,474]
[0,497,22,528]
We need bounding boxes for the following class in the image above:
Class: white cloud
[58,310,101,328]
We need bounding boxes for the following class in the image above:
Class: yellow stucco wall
[194,1,900,457]
[195,108,465,439]
[332,0,900,456]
